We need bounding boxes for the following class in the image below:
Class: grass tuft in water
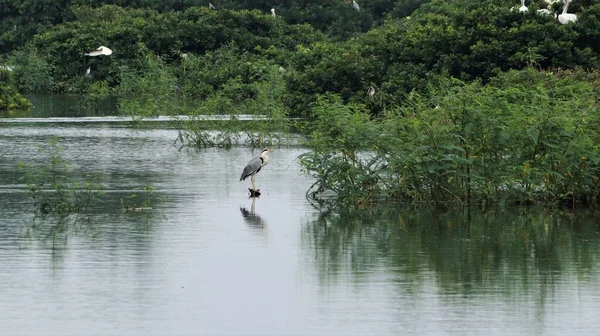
[18,137,104,215]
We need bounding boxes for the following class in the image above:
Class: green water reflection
[15,94,119,117]
[304,207,600,296]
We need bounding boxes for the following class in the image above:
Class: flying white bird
[352,0,360,11]
[271,8,276,17]
[558,0,577,24]
[85,46,112,57]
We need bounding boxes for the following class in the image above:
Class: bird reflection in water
[240,197,268,233]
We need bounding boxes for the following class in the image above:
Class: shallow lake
[1,114,600,335]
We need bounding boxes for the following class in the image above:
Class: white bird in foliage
[352,0,360,11]
[368,86,375,99]
[558,0,577,24]
[240,148,272,197]
[271,8,276,17]
[85,46,112,56]
[536,8,554,16]
[519,0,528,13]
[209,3,215,9]
[84,67,91,78]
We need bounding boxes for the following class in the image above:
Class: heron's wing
[240,156,262,181]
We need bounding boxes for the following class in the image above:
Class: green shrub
[301,69,600,208]
[0,69,31,111]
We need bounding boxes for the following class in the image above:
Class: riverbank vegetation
[0,69,31,111]
[3,0,599,116]
[3,0,600,207]
[301,68,600,207]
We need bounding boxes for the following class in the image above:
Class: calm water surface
[1,119,600,335]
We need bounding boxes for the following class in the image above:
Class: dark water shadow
[240,196,268,234]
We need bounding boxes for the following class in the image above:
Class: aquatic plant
[18,137,104,215]
[179,61,292,148]
[120,186,162,218]
[300,68,600,208]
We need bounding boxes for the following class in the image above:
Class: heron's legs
[251,174,257,191]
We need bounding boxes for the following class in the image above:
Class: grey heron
[271,8,276,17]
[240,148,272,196]
[352,0,360,11]
[558,0,576,24]
[85,46,112,56]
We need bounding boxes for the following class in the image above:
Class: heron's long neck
[521,0,526,7]
[563,1,570,14]
[261,153,270,165]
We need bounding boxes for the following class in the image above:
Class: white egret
[84,67,91,77]
[368,86,375,99]
[240,148,272,197]
[519,0,528,12]
[0,65,14,71]
[209,3,215,9]
[352,0,360,11]
[85,46,112,56]
[271,8,276,17]
[536,8,554,16]
[558,0,577,24]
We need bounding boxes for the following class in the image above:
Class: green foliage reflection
[304,206,600,296]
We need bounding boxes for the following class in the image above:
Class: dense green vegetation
[0,69,31,111]
[3,0,600,207]
[301,68,600,207]
[2,0,599,115]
